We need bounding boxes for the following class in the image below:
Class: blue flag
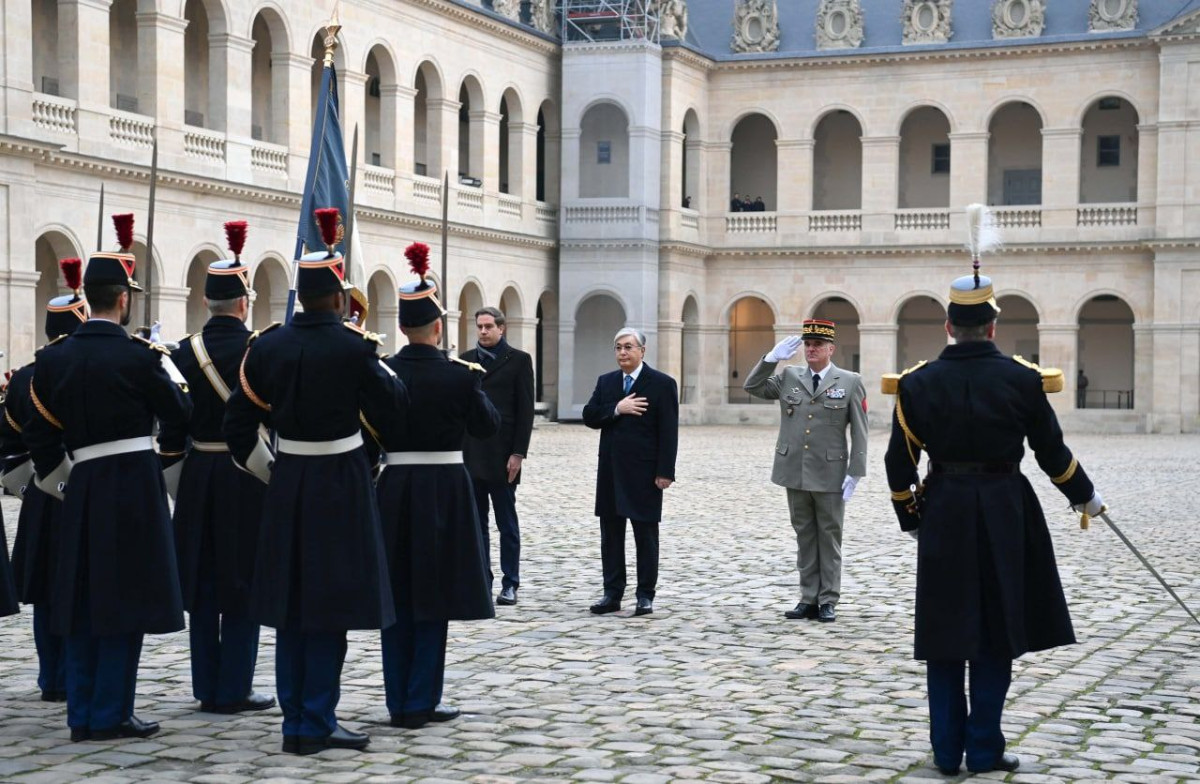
[287,60,350,320]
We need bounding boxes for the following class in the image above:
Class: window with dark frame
[597,141,611,164]
[1097,135,1120,167]
[931,143,950,174]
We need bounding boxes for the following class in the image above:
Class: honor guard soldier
[23,213,192,741]
[363,242,499,730]
[744,318,868,623]
[223,208,406,755]
[883,204,1105,776]
[162,222,274,715]
[0,258,90,701]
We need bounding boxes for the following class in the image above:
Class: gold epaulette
[1012,355,1064,394]
[343,321,382,345]
[881,360,928,395]
[36,335,69,353]
[247,322,281,346]
[450,356,486,373]
[131,335,170,354]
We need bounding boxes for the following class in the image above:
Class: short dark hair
[298,291,341,313]
[474,306,505,328]
[949,320,994,342]
[83,283,128,312]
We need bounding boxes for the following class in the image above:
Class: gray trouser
[786,488,845,606]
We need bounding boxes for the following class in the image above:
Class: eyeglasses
[614,344,642,353]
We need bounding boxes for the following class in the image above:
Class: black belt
[930,462,1019,475]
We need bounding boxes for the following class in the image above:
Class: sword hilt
[1079,503,1108,531]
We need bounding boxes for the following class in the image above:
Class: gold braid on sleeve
[891,488,914,502]
[239,353,271,412]
[359,412,382,446]
[894,394,924,467]
[1051,456,1078,485]
[5,407,22,433]
[29,386,62,429]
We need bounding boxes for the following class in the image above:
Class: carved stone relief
[732,0,780,53]
[1088,0,1137,32]
[653,0,689,39]
[992,0,1046,39]
[902,0,952,45]
[530,0,557,34]
[815,0,864,50]
[493,0,521,21]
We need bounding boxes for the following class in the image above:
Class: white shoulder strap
[190,333,233,402]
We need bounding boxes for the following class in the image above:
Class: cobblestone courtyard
[1,425,1198,783]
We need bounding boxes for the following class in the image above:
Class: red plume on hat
[224,221,247,265]
[314,208,343,255]
[112,213,135,252]
[404,242,430,283]
[60,258,83,298]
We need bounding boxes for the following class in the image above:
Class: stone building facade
[2,0,1198,432]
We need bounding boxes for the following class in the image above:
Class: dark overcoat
[165,316,265,615]
[223,311,405,632]
[2,363,62,607]
[460,342,534,485]
[0,522,16,616]
[582,364,679,523]
[23,320,192,636]
[364,343,499,623]
[884,341,1096,662]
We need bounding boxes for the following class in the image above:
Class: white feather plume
[964,203,1002,258]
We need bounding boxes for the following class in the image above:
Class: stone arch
[1076,294,1135,410]
[182,0,230,130]
[34,230,86,323]
[1079,94,1140,204]
[813,109,863,210]
[499,283,524,318]
[809,104,867,139]
[365,267,398,351]
[578,94,636,128]
[413,59,445,177]
[726,294,775,404]
[680,294,700,404]
[723,107,781,142]
[499,86,525,195]
[457,73,487,182]
[994,293,1041,365]
[109,0,141,113]
[309,31,347,132]
[730,112,776,211]
[895,294,948,371]
[894,99,959,136]
[987,100,1044,206]
[32,0,63,97]
[535,288,558,406]
[721,290,781,325]
[364,43,398,168]
[456,278,485,352]
[245,1,290,43]
[572,292,626,404]
[250,253,289,329]
[578,101,630,198]
[981,96,1048,131]
[536,98,559,203]
[184,248,222,333]
[898,105,952,209]
[808,294,862,372]
[681,108,701,211]
[249,5,290,145]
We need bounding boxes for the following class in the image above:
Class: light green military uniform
[744,358,868,606]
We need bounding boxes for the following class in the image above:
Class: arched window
[898,107,951,209]
[364,46,397,168]
[811,297,861,372]
[499,285,523,347]
[183,0,211,128]
[536,100,560,203]
[457,281,484,352]
[988,102,1043,206]
[250,256,289,329]
[413,62,443,177]
[32,0,61,96]
[109,0,140,113]
[185,251,220,333]
[250,10,288,144]
[994,295,1039,364]
[573,294,625,404]
[680,296,699,403]
[1077,295,1135,409]
[578,102,629,198]
[499,89,524,195]
[730,114,777,211]
[681,109,700,210]
[535,290,558,405]
[896,296,947,371]
[1080,96,1138,204]
[727,296,774,403]
[458,77,485,183]
[34,231,83,319]
[813,111,862,210]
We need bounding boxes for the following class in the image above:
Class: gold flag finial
[322,2,341,68]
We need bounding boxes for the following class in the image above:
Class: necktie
[812,373,821,394]
[623,375,633,395]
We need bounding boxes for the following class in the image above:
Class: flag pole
[440,170,449,350]
[142,135,159,330]
[95,183,105,252]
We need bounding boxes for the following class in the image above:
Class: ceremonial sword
[1083,506,1200,627]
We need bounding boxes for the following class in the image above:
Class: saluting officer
[223,208,406,755]
[364,242,499,730]
[23,213,192,741]
[0,257,90,701]
[164,222,274,715]
[744,319,868,623]
[883,205,1105,776]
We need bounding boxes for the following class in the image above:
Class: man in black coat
[582,328,678,616]
[364,244,499,730]
[0,257,91,701]
[163,222,274,716]
[223,210,407,755]
[461,306,534,606]
[24,228,192,742]
[884,261,1104,776]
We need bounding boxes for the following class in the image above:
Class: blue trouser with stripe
[275,629,347,738]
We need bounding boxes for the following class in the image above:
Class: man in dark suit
[461,306,534,606]
[884,236,1103,776]
[582,328,678,617]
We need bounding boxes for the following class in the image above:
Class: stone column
[696,324,729,411]
[559,127,581,201]
[860,135,900,233]
[277,52,312,180]
[661,129,684,218]
[513,120,537,200]
[506,316,536,354]
[428,97,459,181]
[340,70,368,167]
[542,128,561,205]
[375,300,399,354]
[478,109,501,190]
[58,0,110,115]
[657,319,683,392]
[1041,127,1081,229]
[858,324,897,426]
[1133,323,1158,428]
[1135,123,1157,224]
[157,285,190,339]
[776,138,813,214]
[1037,324,1078,416]
[2,0,33,134]
[4,271,41,366]
[213,33,253,137]
[948,131,988,228]
[706,141,731,232]
[390,84,415,176]
[137,11,187,125]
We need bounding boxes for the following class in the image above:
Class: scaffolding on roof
[561,0,660,44]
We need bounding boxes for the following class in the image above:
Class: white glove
[149,320,163,344]
[765,335,802,363]
[907,530,919,541]
[841,475,859,501]
[1072,491,1104,517]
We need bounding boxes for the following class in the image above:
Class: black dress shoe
[818,603,836,622]
[294,726,370,755]
[202,692,277,714]
[430,704,461,722]
[633,598,653,616]
[390,710,431,729]
[282,735,299,754]
[969,752,1019,773]
[784,602,818,620]
[935,762,961,775]
[41,690,67,703]
[90,715,160,740]
[589,595,621,614]
[497,586,517,605]
[70,727,90,742]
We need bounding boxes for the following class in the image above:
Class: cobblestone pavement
[2,425,1199,784]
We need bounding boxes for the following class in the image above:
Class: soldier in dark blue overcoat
[0,257,90,701]
[163,222,274,715]
[884,247,1103,776]
[223,209,407,755]
[362,246,498,730]
[23,222,192,742]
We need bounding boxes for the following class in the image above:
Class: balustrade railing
[895,209,950,230]
[564,204,640,223]
[456,186,484,210]
[992,207,1042,228]
[1077,204,1137,227]
[250,142,288,174]
[726,213,777,233]
[498,194,522,217]
[109,110,154,148]
[32,93,77,134]
[808,211,862,232]
[413,175,442,202]
[183,127,225,162]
